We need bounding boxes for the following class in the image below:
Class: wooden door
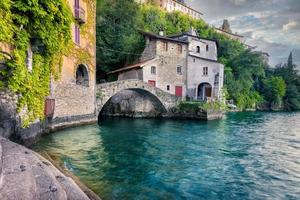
[205,87,212,97]
[175,86,183,97]
[148,80,156,87]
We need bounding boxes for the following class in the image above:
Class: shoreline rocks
[0,137,101,200]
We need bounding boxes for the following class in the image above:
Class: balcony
[74,6,86,24]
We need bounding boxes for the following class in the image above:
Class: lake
[32,112,300,200]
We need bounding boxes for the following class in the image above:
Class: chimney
[159,28,164,36]
[159,30,165,36]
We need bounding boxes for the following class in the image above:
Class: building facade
[170,28,224,100]
[109,31,189,98]
[136,0,203,20]
[109,29,224,101]
[49,0,96,122]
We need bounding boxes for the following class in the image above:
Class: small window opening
[203,67,208,76]
[162,41,168,51]
[151,66,156,75]
[177,44,182,53]
[177,65,182,75]
[76,64,89,86]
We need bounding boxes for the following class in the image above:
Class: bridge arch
[98,88,168,120]
[96,79,181,120]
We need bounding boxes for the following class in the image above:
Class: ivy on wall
[0,0,73,126]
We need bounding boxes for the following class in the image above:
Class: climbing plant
[0,0,73,126]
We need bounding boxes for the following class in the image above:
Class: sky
[186,0,300,67]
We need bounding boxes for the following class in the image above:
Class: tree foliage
[270,53,300,110]
[96,0,145,72]
[262,76,286,109]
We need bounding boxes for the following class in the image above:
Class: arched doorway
[76,64,89,86]
[197,83,212,100]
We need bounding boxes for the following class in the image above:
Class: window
[75,25,80,45]
[162,41,168,51]
[177,65,182,75]
[203,67,208,76]
[214,73,220,86]
[151,66,156,75]
[196,46,200,53]
[76,64,89,86]
[177,44,182,54]
[74,0,80,18]
[206,44,209,52]
[167,85,170,91]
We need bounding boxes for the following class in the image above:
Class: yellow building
[48,0,96,126]
[136,0,203,20]
[0,0,97,127]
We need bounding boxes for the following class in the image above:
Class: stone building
[48,0,96,126]
[108,31,189,98]
[170,28,224,100]
[109,29,224,101]
[215,20,245,43]
[136,0,203,20]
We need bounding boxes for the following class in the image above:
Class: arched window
[76,64,89,86]
[196,46,200,53]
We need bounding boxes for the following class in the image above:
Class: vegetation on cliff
[96,0,300,111]
[0,0,73,126]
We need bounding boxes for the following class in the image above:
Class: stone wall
[140,37,156,61]
[156,40,188,97]
[0,90,45,146]
[118,69,143,81]
[51,82,96,119]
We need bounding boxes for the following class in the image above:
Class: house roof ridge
[107,58,157,74]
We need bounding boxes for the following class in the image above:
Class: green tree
[272,56,300,110]
[96,0,144,73]
[287,52,294,69]
[262,76,286,109]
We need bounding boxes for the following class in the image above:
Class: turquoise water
[33,112,300,200]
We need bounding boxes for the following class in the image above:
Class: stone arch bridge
[96,79,181,117]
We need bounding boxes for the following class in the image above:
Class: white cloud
[283,21,299,32]
[186,0,300,67]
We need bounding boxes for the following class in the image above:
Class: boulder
[0,137,95,200]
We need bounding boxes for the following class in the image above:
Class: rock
[0,90,17,139]
[0,137,94,200]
